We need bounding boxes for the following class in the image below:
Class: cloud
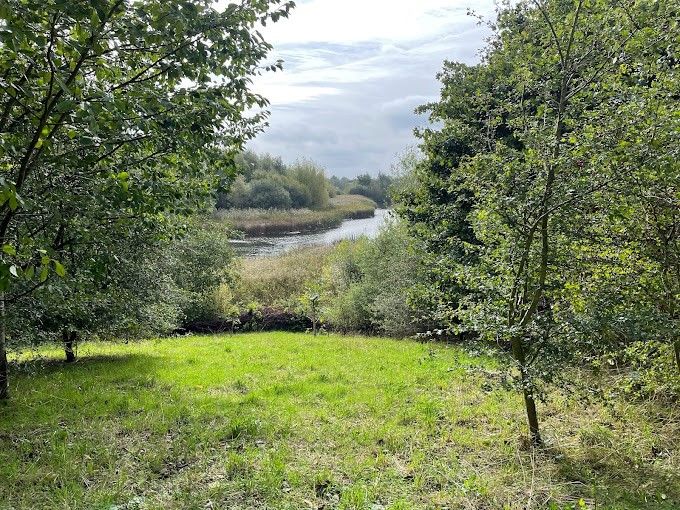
[261,0,479,45]
[219,0,497,176]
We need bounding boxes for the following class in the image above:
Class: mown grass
[215,195,377,235]
[1,333,678,509]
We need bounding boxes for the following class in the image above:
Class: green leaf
[54,260,66,277]
[54,74,71,95]
[2,244,16,256]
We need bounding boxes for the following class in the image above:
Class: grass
[232,245,332,308]
[215,195,377,236]
[1,333,678,509]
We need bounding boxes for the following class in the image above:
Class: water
[231,209,392,257]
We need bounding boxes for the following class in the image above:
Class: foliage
[9,221,237,348]
[245,179,293,210]
[398,0,680,443]
[218,152,330,210]
[0,0,294,396]
[321,222,432,336]
[331,172,395,207]
[165,223,237,327]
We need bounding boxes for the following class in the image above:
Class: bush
[288,160,329,210]
[167,223,237,326]
[283,178,313,209]
[218,175,249,209]
[9,220,238,350]
[321,222,434,336]
[247,179,292,209]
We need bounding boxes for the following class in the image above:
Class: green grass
[1,333,678,509]
[215,195,377,235]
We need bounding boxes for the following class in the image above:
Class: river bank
[230,208,391,257]
[214,194,376,236]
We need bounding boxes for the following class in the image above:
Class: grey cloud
[248,15,490,177]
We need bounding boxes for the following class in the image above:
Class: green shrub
[288,160,329,209]
[10,220,238,350]
[321,222,433,336]
[167,223,237,326]
[246,179,292,210]
[283,178,313,208]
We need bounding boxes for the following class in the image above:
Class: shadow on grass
[10,352,154,374]
[1,353,163,421]
[540,442,680,508]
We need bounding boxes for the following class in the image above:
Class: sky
[224,0,497,178]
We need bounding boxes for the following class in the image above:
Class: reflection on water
[231,209,392,257]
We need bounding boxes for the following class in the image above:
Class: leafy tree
[356,173,372,187]
[288,159,329,209]
[343,172,394,207]
[563,1,680,372]
[0,0,294,398]
[217,153,332,210]
[400,0,679,444]
[247,179,292,209]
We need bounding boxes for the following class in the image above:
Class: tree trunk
[0,295,8,400]
[674,340,680,372]
[511,335,542,446]
[63,330,76,363]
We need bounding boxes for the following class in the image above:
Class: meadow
[214,195,377,236]
[1,333,677,510]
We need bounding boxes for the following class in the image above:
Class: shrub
[321,222,433,336]
[288,160,329,210]
[167,223,237,326]
[283,178,313,209]
[247,179,292,209]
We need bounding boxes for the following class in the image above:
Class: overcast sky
[231,0,496,177]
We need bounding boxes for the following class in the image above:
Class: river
[230,208,392,257]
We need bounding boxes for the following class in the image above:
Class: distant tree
[281,178,312,208]
[347,172,393,207]
[356,173,372,187]
[247,179,292,209]
[289,160,329,209]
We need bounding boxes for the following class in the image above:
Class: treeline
[217,150,395,210]
[217,153,330,210]
[330,173,394,207]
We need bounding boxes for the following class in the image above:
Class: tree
[289,160,329,209]
[0,0,295,398]
[565,1,680,371]
[400,0,675,444]
[247,179,292,209]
